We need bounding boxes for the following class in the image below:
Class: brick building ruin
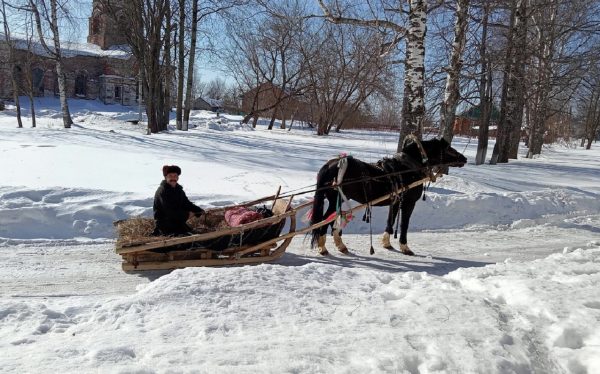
[0,0,137,106]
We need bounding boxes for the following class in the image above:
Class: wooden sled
[115,193,302,271]
[116,173,441,271]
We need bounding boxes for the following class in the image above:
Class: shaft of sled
[234,174,440,257]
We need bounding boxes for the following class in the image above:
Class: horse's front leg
[382,200,400,250]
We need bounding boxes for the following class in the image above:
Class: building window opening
[115,85,121,100]
[75,73,87,97]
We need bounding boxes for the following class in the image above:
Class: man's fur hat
[162,165,181,176]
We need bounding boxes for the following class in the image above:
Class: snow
[1,97,599,373]
[1,32,132,59]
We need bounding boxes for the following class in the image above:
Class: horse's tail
[310,163,331,249]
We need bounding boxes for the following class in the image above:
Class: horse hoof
[400,244,414,256]
[381,232,393,249]
[383,244,394,250]
[338,247,349,254]
[318,248,329,256]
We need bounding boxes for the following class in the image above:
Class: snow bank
[1,183,598,240]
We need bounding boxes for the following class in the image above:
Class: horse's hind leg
[317,235,328,256]
[332,229,348,254]
[317,192,338,256]
[398,199,417,256]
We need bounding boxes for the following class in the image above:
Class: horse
[309,136,467,256]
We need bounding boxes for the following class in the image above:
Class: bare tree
[474,2,492,165]
[205,77,227,100]
[175,0,185,130]
[317,0,436,150]
[161,3,173,127]
[1,0,23,128]
[182,0,198,132]
[524,0,597,157]
[22,14,38,128]
[439,0,471,144]
[578,63,600,149]
[29,0,73,128]
[104,0,170,133]
[180,1,245,131]
[224,2,310,129]
[301,24,391,135]
[490,0,527,164]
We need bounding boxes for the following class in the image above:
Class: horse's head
[421,138,467,167]
[402,137,467,168]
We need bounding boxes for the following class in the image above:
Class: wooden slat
[270,186,281,210]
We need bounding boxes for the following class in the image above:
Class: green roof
[458,104,501,121]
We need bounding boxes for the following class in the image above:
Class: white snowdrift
[1,245,598,373]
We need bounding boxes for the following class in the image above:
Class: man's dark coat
[153,180,204,236]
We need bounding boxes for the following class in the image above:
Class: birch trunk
[1,0,22,128]
[30,0,73,128]
[527,4,558,158]
[491,0,526,164]
[183,0,198,131]
[439,0,470,144]
[162,5,172,127]
[475,4,491,165]
[397,0,427,152]
[175,0,185,130]
[505,0,527,161]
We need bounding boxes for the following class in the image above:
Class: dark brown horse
[310,137,467,255]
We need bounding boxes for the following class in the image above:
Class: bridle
[401,134,437,182]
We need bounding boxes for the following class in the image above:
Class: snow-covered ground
[1,97,599,373]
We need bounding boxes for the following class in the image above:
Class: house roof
[1,32,132,60]
[194,97,222,107]
[458,104,501,121]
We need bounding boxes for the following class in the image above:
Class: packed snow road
[2,219,598,300]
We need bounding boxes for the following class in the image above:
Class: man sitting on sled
[152,165,204,236]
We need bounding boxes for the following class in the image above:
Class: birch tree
[29,0,73,128]
[317,0,431,150]
[524,0,596,157]
[175,0,185,130]
[1,0,23,128]
[578,62,600,150]
[491,0,527,164]
[223,2,310,128]
[103,0,170,133]
[474,2,492,165]
[182,0,198,132]
[439,0,470,144]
